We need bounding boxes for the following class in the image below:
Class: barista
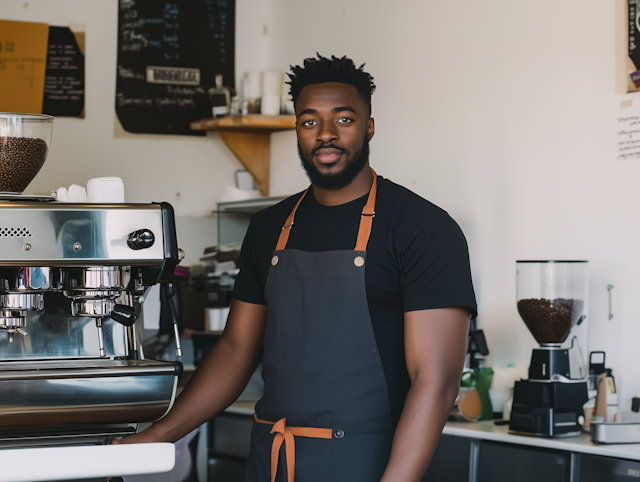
[118,54,477,482]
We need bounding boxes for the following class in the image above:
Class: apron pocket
[329,432,392,482]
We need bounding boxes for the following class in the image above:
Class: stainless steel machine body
[591,417,640,444]
[0,359,178,427]
[0,204,165,265]
[0,200,183,447]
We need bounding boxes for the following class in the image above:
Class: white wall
[264,0,640,407]
[5,1,640,408]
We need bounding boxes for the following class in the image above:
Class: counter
[443,421,640,462]
[224,397,259,416]
[0,443,175,482]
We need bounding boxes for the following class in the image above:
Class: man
[120,54,477,482]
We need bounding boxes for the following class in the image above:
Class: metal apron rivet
[354,256,364,267]
[271,256,279,266]
[334,429,345,439]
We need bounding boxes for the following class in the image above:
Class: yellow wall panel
[0,19,49,113]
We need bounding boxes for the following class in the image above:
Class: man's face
[295,82,374,190]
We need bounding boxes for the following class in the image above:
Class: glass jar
[516,261,588,346]
[208,74,230,118]
[0,113,54,193]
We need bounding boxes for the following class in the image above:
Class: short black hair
[287,53,376,112]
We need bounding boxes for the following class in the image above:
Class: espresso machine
[509,260,589,437]
[0,199,185,447]
[0,113,184,456]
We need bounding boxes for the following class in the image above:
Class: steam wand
[162,283,183,357]
[96,317,106,357]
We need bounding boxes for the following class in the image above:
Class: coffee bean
[0,136,48,193]
[517,298,584,344]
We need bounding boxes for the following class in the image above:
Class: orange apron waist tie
[254,414,333,482]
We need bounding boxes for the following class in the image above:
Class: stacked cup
[260,71,283,116]
[241,71,262,114]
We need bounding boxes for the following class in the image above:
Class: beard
[297,134,370,190]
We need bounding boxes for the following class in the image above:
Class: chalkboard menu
[43,26,85,118]
[116,0,235,136]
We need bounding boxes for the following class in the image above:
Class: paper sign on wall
[617,114,640,159]
[42,25,86,118]
[0,19,49,113]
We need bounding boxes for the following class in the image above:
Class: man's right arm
[116,299,267,444]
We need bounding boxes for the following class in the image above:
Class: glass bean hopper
[516,260,588,347]
[0,113,54,194]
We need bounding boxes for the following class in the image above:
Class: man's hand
[380,307,470,482]
[114,300,267,445]
[111,426,167,445]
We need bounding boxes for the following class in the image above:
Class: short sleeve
[232,216,267,305]
[399,213,477,318]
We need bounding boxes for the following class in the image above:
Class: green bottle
[461,367,494,421]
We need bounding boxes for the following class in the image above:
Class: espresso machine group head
[509,260,589,437]
[0,266,51,343]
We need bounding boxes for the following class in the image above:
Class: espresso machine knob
[127,229,155,250]
[110,304,137,327]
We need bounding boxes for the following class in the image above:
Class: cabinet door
[578,454,640,481]
[477,442,570,482]
[422,434,473,482]
[210,413,253,458]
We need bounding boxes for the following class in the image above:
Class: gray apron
[242,170,393,482]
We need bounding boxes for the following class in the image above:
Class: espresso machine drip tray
[0,359,181,429]
[0,425,137,449]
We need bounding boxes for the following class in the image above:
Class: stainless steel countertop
[443,421,640,461]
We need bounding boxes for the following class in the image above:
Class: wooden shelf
[191,115,296,196]
[216,196,288,214]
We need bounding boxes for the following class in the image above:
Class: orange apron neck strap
[354,169,378,252]
[275,189,309,251]
[275,168,378,252]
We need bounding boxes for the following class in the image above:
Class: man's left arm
[380,307,470,482]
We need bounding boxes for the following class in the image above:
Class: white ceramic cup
[243,71,262,99]
[262,71,284,96]
[261,94,281,116]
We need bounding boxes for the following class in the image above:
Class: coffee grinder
[509,260,589,437]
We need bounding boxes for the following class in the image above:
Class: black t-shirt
[233,176,477,427]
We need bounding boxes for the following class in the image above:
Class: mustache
[311,143,350,158]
